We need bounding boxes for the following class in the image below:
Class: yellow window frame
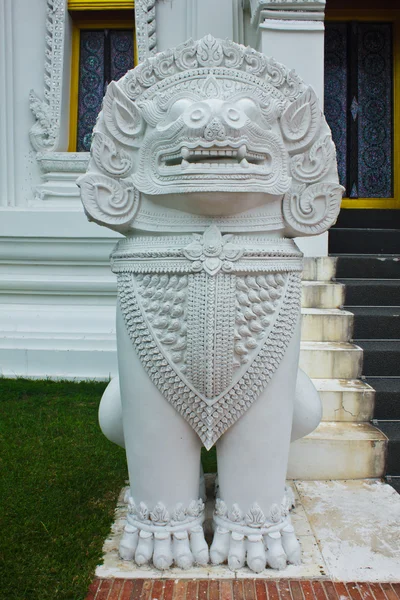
[325,9,400,209]
[68,3,137,152]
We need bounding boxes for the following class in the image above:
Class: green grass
[0,379,127,600]
[0,378,218,600]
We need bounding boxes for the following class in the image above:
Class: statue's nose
[204,116,226,141]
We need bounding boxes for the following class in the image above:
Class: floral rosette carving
[183,225,243,276]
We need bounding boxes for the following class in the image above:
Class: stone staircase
[331,210,400,493]
[288,256,387,480]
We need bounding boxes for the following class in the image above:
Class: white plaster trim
[250,0,325,26]
[260,18,324,31]
[260,9,324,21]
[135,0,157,62]
[0,0,16,206]
[29,0,67,152]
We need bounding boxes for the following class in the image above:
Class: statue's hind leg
[212,319,302,573]
[116,307,208,570]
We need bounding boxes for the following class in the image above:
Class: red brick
[220,580,234,600]
[125,579,143,600]
[347,584,363,600]
[97,579,114,600]
[255,580,268,600]
[173,580,188,600]
[356,583,375,600]
[300,581,315,600]
[86,578,102,600]
[233,580,245,600]
[243,579,256,600]
[108,579,125,600]
[390,585,400,599]
[381,584,399,600]
[277,580,292,600]
[140,580,154,600]
[370,584,390,600]
[186,581,198,600]
[210,581,220,600]
[266,581,280,600]
[323,582,338,600]
[151,580,164,600]
[198,580,209,600]
[333,583,350,600]
[290,581,304,600]
[311,581,328,600]
[163,580,175,600]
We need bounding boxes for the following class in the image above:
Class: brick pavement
[85,579,400,600]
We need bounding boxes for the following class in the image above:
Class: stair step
[333,209,400,230]
[329,228,400,254]
[288,421,387,479]
[357,340,400,377]
[350,306,400,339]
[339,279,400,306]
[301,309,353,342]
[366,376,400,420]
[335,255,400,280]
[373,421,400,476]
[299,342,363,379]
[302,257,337,282]
[314,378,375,422]
[302,281,345,309]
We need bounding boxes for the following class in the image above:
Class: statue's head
[79,35,343,236]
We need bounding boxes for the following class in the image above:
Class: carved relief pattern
[126,495,205,531]
[29,0,66,152]
[117,264,301,449]
[135,0,157,63]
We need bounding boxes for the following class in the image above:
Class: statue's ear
[103,81,144,147]
[77,173,140,232]
[280,87,321,154]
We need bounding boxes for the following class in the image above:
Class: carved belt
[112,229,303,448]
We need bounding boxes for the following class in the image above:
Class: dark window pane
[110,30,134,81]
[77,29,134,152]
[77,30,105,152]
[358,23,393,198]
[324,22,348,190]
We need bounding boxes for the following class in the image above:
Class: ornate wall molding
[250,0,325,26]
[29,0,67,152]
[135,0,157,63]
[0,0,16,206]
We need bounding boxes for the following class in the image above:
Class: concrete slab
[295,480,400,583]
[96,480,400,582]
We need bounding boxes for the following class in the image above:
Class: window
[324,10,400,209]
[68,2,136,152]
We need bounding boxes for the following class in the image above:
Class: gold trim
[327,10,400,209]
[68,0,134,10]
[68,18,136,152]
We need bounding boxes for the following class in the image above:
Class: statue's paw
[153,532,173,570]
[190,525,209,566]
[135,530,154,566]
[210,526,230,565]
[246,534,267,573]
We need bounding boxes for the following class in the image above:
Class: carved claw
[227,531,246,570]
[210,526,230,565]
[265,531,287,570]
[173,531,194,569]
[190,525,209,566]
[153,531,173,570]
[246,534,266,573]
[281,523,302,565]
[119,524,139,561]
[135,530,154,565]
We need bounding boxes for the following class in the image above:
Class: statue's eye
[183,102,211,128]
[226,108,240,122]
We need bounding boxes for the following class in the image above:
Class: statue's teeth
[181,147,190,159]
[181,159,190,169]
[240,158,250,168]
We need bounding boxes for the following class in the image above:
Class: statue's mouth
[158,143,271,175]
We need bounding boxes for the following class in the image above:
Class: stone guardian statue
[78,35,343,573]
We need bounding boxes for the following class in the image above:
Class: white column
[0,0,16,206]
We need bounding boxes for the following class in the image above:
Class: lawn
[0,378,217,600]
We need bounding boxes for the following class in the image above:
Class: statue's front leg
[212,319,302,573]
[116,306,208,570]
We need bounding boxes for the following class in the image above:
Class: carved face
[79,36,343,236]
[131,75,291,197]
